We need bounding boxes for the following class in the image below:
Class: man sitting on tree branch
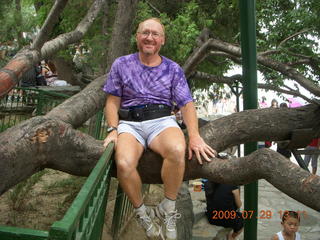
[103,17,216,240]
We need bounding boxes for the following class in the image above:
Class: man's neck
[138,53,162,67]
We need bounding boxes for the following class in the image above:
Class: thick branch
[257,83,314,103]
[31,0,69,50]
[193,71,314,103]
[192,71,236,85]
[207,38,320,97]
[46,75,107,128]
[183,40,212,78]
[0,116,104,196]
[41,0,106,59]
[47,0,139,128]
[183,148,320,211]
[1,104,320,211]
[0,0,106,98]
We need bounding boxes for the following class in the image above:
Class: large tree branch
[31,0,69,50]
[40,0,106,59]
[182,39,212,78]
[0,0,106,98]
[184,32,320,97]
[46,0,139,128]
[1,105,320,210]
[257,83,315,103]
[207,38,320,97]
[193,71,315,103]
[0,116,104,196]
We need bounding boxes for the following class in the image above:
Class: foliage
[256,0,320,84]
[1,0,320,99]
[0,0,39,68]
[0,1,38,46]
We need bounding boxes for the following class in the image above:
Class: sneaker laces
[136,214,153,232]
[164,210,181,231]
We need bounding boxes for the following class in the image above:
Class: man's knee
[115,154,137,177]
[165,143,186,163]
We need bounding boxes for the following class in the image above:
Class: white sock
[160,197,176,213]
[135,203,147,216]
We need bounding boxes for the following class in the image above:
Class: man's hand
[103,130,118,148]
[188,135,216,164]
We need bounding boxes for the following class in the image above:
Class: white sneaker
[155,204,181,240]
[136,207,162,238]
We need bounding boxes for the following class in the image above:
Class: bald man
[103,18,216,239]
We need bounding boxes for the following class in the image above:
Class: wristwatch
[107,126,117,133]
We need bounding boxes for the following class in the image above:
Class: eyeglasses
[138,31,163,39]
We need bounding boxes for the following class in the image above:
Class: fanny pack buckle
[131,108,144,121]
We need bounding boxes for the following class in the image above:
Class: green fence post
[111,185,125,240]
[36,91,45,116]
[94,111,103,140]
[239,0,258,239]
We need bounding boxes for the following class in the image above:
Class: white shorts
[118,115,180,148]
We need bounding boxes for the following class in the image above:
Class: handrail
[0,143,114,240]
[48,143,114,240]
[0,225,48,240]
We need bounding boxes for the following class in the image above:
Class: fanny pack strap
[119,106,172,122]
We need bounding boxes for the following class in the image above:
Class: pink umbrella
[287,98,303,108]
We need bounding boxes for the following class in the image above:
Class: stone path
[191,169,320,240]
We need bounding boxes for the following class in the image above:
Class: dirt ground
[0,169,163,240]
[0,169,85,230]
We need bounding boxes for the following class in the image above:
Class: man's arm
[180,102,216,164]
[103,95,121,147]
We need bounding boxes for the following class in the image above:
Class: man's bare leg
[115,133,144,207]
[116,133,161,238]
[149,127,186,239]
[149,127,186,200]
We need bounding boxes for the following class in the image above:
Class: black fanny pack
[119,104,172,122]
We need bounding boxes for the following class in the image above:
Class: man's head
[136,18,165,56]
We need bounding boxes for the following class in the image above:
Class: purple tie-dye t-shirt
[103,53,193,108]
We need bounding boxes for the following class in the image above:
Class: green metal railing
[0,143,115,240]
[111,184,150,240]
[49,143,115,240]
[0,87,69,132]
[0,87,148,239]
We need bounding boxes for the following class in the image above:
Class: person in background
[204,181,244,240]
[271,99,279,108]
[259,96,268,109]
[303,138,320,175]
[35,62,47,86]
[20,65,37,87]
[271,211,301,240]
[276,103,292,158]
[102,17,216,240]
[264,99,279,148]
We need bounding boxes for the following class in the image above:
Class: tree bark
[1,104,320,211]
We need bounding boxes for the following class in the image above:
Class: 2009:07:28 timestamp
[211,210,308,220]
